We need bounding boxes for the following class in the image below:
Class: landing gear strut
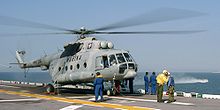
[106,88,115,96]
[106,78,134,96]
[106,81,118,96]
[128,78,134,94]
[106,77,121,96]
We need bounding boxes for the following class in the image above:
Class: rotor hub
[80,26,86,31]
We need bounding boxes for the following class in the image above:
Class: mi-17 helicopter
[0,8,205,95]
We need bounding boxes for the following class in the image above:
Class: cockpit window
[109,54,117,66]
[123,53,133,62]
[116,53,126,63]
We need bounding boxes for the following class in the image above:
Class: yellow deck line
[0,89,155,110]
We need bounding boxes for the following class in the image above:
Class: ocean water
[0,72,51,83]
[0,72,219,95]
[134,72,220,95]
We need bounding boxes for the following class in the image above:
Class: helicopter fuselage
[16,37,138,85]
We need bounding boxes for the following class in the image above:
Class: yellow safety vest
[156,73,169,85]
[96,75,103,78]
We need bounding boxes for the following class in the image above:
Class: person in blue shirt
[150,72,157,95]
[94,72,104,102]
[167,74,175,103]
[144,72,149,94]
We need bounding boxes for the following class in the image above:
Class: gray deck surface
[0,83,220,110]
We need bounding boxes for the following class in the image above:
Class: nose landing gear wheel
[107,89,112,96]
[107,89,116,96]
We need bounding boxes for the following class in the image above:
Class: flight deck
[0,82,220,110]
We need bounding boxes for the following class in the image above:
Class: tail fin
[15,50,26,64]
[13,50,28,77]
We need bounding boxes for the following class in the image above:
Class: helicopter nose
[123,70,137,79]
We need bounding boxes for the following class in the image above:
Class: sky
[0,0,219,72]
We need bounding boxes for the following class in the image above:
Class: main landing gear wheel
[107,89,116,96]
[46,84,55,94]
[107,89,112,96]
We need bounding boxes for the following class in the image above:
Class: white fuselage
[16,37,138,85]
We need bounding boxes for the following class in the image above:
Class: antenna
[43,50,47,56]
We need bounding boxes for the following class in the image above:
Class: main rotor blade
[95,8,206,31]
[94,30,206,34]
[0,32,74,37]
[0,15,74,32]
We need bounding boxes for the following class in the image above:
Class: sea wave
[212,72,220,73]
[175,77,208,84]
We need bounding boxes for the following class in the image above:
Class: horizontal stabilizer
[9,62,24,65]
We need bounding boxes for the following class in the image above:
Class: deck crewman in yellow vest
[167,74,175,103]
[156,70,170,102]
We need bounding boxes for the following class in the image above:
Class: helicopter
[0,8,205,95]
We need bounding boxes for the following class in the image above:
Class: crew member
[94,72,104,102]
[167,74,175,103]
[150,72,157,95]
[156,70,170,102]
[144,72,149,94]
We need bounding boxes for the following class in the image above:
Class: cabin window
[77,64,80,69]
[70,65,73,70]
[102,56,109,68]
[58,67,61,71]
[95,56,103,70]
[109,54,117,66]
[123,53,133,62]
[65,66,68,71]
[95,56,109,70]
[116,53,126,63]
[84,62,87,68]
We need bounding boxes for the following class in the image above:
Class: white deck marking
[0,89,160,110]
[110,96,156,102]
[118,100,133,103]
[60,105,83,110]
[0,98,41,102]
[88,96,109,101]
[109,96,194,106]
[171,101,194,106]
[0,85,20,88]
[88,97,97,101]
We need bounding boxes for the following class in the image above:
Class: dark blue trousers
[145,82,149,94]
[151,84,156,95]
[95,85,103,101]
